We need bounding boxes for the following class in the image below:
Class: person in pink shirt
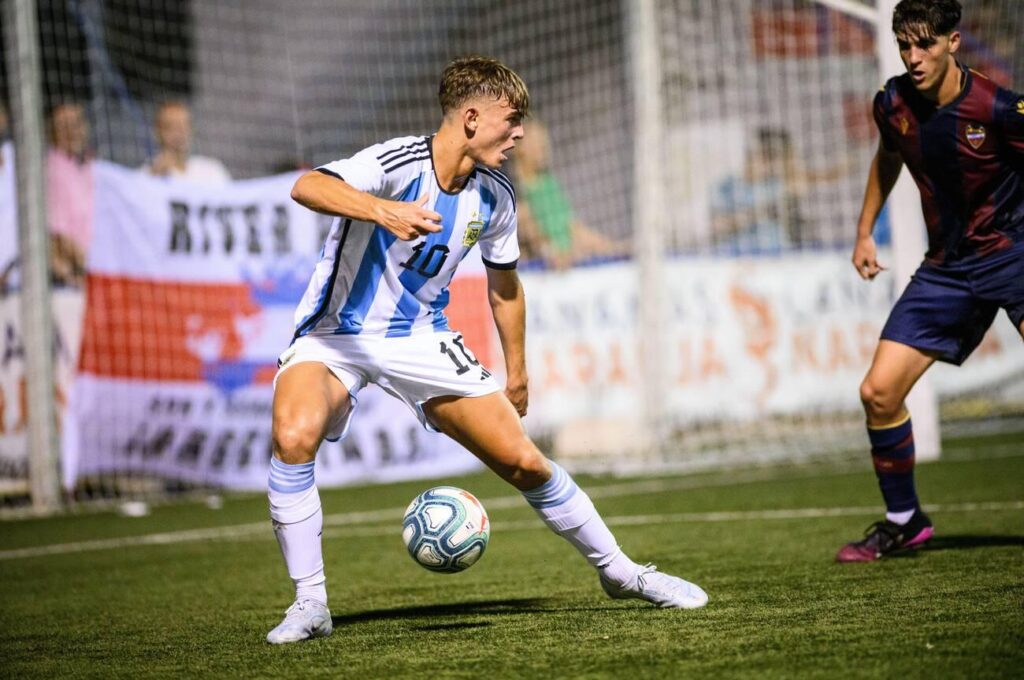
[46,102,93,287]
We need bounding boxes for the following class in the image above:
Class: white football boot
[600,563,708,609]
[266,599,333,644]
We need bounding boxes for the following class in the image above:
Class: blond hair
[438,56,530,117]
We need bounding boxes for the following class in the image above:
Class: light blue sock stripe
[523,463,578,509]
[529,484,578,509]
[269,472,316,484]
[531,475,570,503]
[268,479,316,494]
[271,458,315,473]
[268,458,315,494]
[522,463,566,501]
[269,470,315,481]
[527,463,568,496]
[269,472,315,482]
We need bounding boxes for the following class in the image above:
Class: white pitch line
[316,500,1024,540]
[0,466,847,561]
[3,499,1022,561]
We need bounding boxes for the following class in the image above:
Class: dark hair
[892,0,962,38]
[438,56,530,117]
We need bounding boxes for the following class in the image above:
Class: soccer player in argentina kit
[838,0,1024,563]
[264,56,707,644]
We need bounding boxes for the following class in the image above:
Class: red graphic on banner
[79,274,493,384]
[444,276,493,369]
[79,275,262,382]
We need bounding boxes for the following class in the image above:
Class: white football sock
[886,508,916,526]
[522,462,640,587]
[269,458,327,605]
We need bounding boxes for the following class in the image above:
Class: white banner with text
[65,163,485,491]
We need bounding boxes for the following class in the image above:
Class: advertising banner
[66,163,486,490]
[519,256,1022,431]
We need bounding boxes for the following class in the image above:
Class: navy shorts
[881,239,1024,365]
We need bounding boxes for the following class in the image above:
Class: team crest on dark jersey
[463,214,484,246]
[1016,99,1024,115]
[898,117,909,135]
[965,124,986,149]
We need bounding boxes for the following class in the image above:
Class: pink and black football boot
[835,510,934,563]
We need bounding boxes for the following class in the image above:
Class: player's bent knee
[503,445,551,490]
[858,379,876,408]
[859,379,902,422]
[272,420,322,464]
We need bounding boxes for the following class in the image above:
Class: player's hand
[375,194,442,241]
[505,374,529,417]
[852,235,886,280]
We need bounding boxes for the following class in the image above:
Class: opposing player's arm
[290,171,441,241]
[486,266,529,416]
[998,89,1024,162]
[852,139,903,280]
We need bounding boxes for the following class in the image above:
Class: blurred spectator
[47,101,92,287]
[1,101,14,295]
[512,120,627,269]
[0,101,8,146]
[710,127,846,253]
[0,101,9,173]
[143,101,231,184]
[960,0,1018,86]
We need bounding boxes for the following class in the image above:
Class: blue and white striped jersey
[293,135,519,339]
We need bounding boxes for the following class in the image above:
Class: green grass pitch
[1,432,1021,679]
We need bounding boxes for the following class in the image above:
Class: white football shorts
[274,330,500,441]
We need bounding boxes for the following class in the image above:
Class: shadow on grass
[414,621,493,631]
[921,534,1024,551]
[332,598,550,626]
[887,534,1024,559]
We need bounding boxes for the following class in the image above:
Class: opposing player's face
[467,97,524,169]
[896,31,959,93]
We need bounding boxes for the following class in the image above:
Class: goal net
[2,0,1022,504]
[633,0,1024,471]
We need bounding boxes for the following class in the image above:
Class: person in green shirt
[513,120,627,269]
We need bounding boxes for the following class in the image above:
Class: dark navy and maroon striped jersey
[873,64,1024,265]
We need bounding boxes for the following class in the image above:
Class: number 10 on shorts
[440,335,490,379]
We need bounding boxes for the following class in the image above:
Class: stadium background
[1,0,1023,507]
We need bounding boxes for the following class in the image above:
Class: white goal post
[625,0,941,463]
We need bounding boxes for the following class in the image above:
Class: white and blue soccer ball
[402,486,490,573]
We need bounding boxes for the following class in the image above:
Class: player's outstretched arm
[486,267,529,416]
[290,171,441,240]
[852,142,903,280]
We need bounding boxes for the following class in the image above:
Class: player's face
[896,30,960,94]
[466,97,524,169]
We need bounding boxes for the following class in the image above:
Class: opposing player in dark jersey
[838,0,1024,562]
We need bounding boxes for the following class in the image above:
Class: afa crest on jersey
[463,214,484,246]
[965,124,986,149]
[1016,98,1024,115]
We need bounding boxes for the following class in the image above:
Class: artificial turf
[1,432,1021,679]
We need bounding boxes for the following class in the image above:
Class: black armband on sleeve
[482,258,518,270]
[315,167,343,180]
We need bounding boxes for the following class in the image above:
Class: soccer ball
[402,486,490,573]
